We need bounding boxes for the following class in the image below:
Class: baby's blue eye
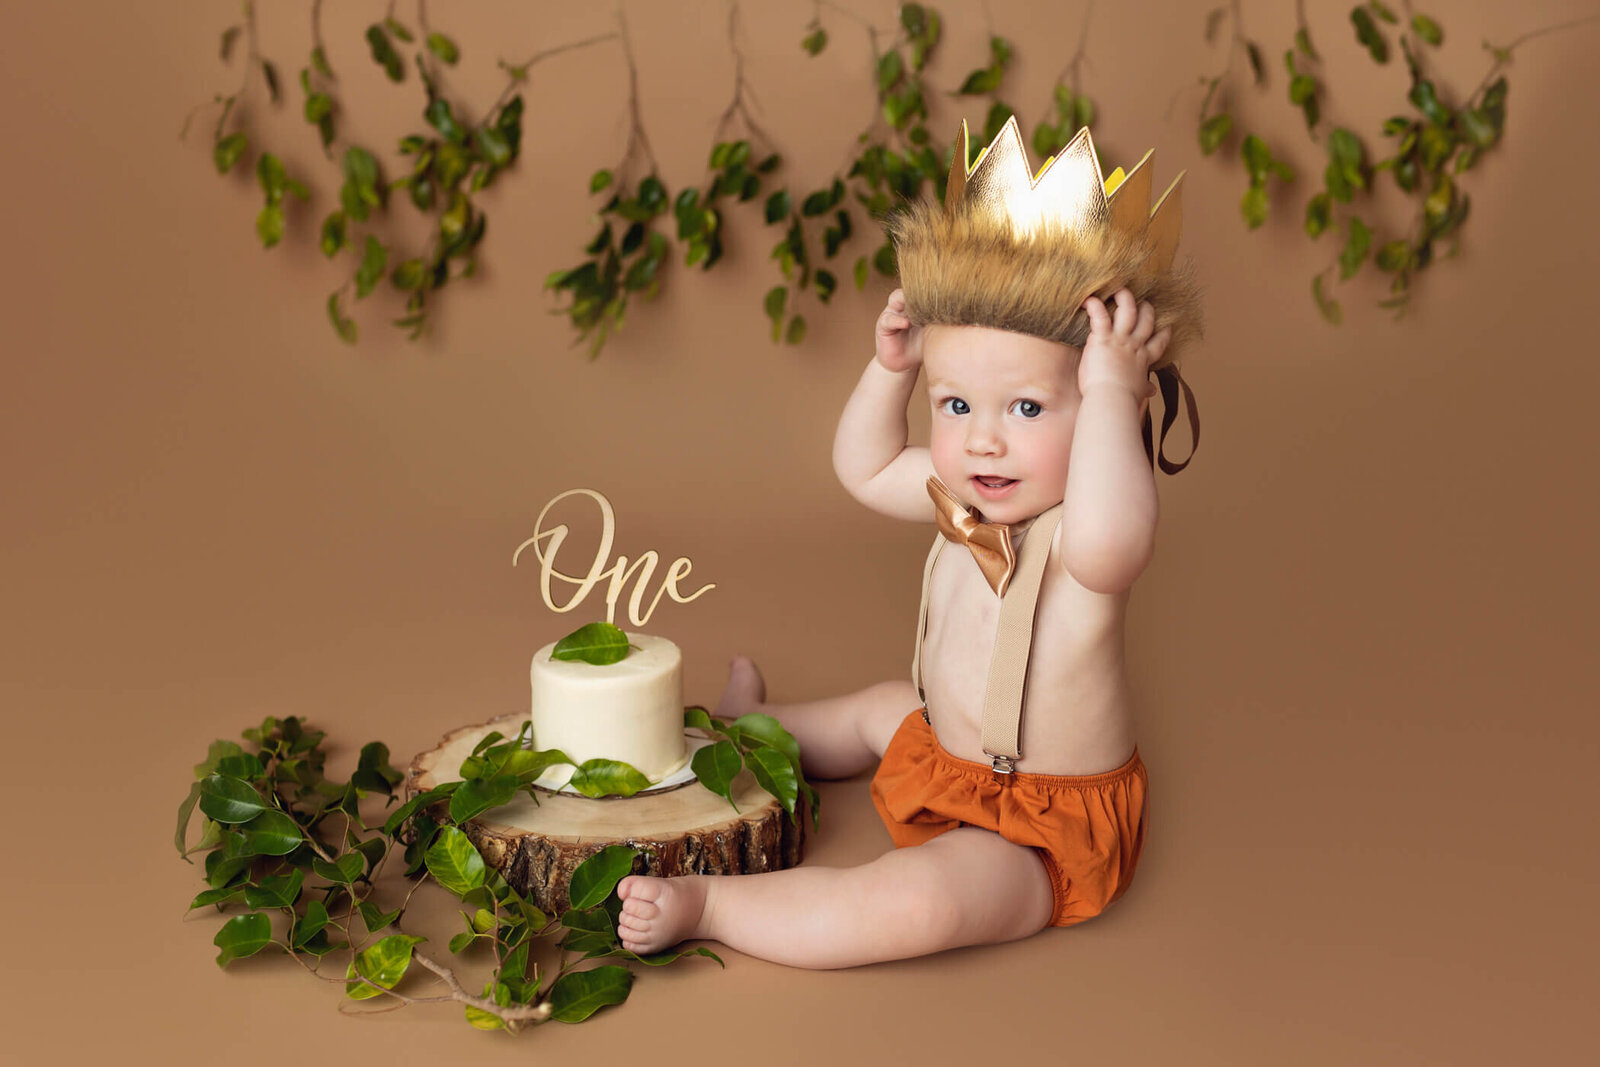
[941,398,970,415]
[1012,400,1043,418]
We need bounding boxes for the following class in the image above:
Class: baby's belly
[920,642,1138,777]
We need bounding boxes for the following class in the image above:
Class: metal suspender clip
[989,752,1017,777]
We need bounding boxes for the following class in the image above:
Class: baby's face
[923,324,1081,525]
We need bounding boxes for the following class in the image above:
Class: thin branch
[490,30,623,117]
[411,950,555,1022]
[1466,11,1600,102]
[710,2,778,157]
[614,6,659,179]
[1054,2,1094,93]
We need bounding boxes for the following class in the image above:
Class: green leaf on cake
[448,774,519,822]
[568,845,641,910]
[567,759,651,798]
[550,621,632,665]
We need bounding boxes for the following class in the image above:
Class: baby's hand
[1080,288,1169,406]
[874,288,923,373]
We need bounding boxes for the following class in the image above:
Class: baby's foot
[616,875,710,955]
[714,655,766,720]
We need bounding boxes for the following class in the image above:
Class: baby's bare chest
[918,542,1136,775]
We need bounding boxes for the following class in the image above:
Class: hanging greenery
[185,1,1108,355]
[1188,0,1597,323]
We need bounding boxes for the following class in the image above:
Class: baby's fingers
[887,287,907,312]
[1112,288,1138,334]
[1134,300,1156,343]
[1082,295,1111,334]
[1146,325,1173,363]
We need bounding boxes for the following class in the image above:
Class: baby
[618,117,1198,968]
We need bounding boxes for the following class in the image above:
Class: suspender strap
[911,534,944,708]
[979,505,1062,773]
[910,502,1064,775]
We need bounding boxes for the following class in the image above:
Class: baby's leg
[715,655,915,779]
[617,826,1054,969]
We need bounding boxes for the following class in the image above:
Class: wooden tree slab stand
[406,715,807,916]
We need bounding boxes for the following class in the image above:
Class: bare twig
[1055,2,1094,94]
[710,2,778,158]
[1466,11,1600,102]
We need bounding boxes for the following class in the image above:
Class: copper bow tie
[927,476,1017,596]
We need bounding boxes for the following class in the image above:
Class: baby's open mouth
[973,476,1016,489]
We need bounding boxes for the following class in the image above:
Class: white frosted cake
[529,631,689,783]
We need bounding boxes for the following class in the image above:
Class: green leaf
[220,25,241,62]
[1240,184,1268,230]
[548,965,633,1022]
[956,67,1001,95]
[448,775,518,822]
[381,782,459,835]
[345,934,425,1000]
[1375,239,1411,272]
[176,781,203,857]
[425,826,487,897]
[1289,74,1317,107]
[1241,134,1271,183]
[1350,7,1389,63]
[568,759,651,798]
[764,189,792,224]
[730,713,801,766]
[241,809,303,856]
[365,24,405,82]
[1198,113,1232,155]
[198,775,268,824]
[391,258,429,291]
[292,899,331,949]
[319,214,347,259]
[425,98,465,144]
[190,885,243,910]
[1339,216,1372,279]
[1409,81,1448,125]
[802,27,827,56]
[327,291,357,344]
[194,740,244,779]
[245,869,305,910]
[313,851,365,885]
[255,203,285,248]
[854,255,869,289]
[569,845,640,910]
[745,744,799,816]
[764,285,786,323]
[311,46,332,78]
[1312,272,1343,325]
[1304,192,1331,238]
[1246,41,1264,85]
[1411,14,1442,46]
[384,17,414,43]
[214,913,274,967]
[1295,27,1317,58]
[691,740,742,810]
[355,237,388,300]
[426,32,460,65]
[550,620,631,665]
[352,741,403,794]
[876,49,903,93]
[990,35,1012,69]
[359,900,402,934]
[1073,96,1096,130]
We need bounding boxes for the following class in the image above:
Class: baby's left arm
[1055,289,1169,594]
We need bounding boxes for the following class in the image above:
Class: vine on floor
[178,715,721,1032]
[1188,0,1597,323]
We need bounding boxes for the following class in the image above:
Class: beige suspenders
[911,502,1064,777]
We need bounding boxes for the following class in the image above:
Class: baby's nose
[965,424,1005,456]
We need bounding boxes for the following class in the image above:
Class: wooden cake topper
[513,487,714,626]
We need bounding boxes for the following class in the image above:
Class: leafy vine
[1186,0,1599,322]
[177,715,731,1031]
[188,1,1108,356]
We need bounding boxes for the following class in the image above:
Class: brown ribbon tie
[927,476,1016,597]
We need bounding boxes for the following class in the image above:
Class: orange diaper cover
[869,708,1149,928]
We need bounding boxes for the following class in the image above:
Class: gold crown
[947,114,1185,276]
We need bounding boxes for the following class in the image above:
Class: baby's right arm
[831,289,936,522]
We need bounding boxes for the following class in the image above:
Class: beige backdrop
[3,0,1596,1063]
